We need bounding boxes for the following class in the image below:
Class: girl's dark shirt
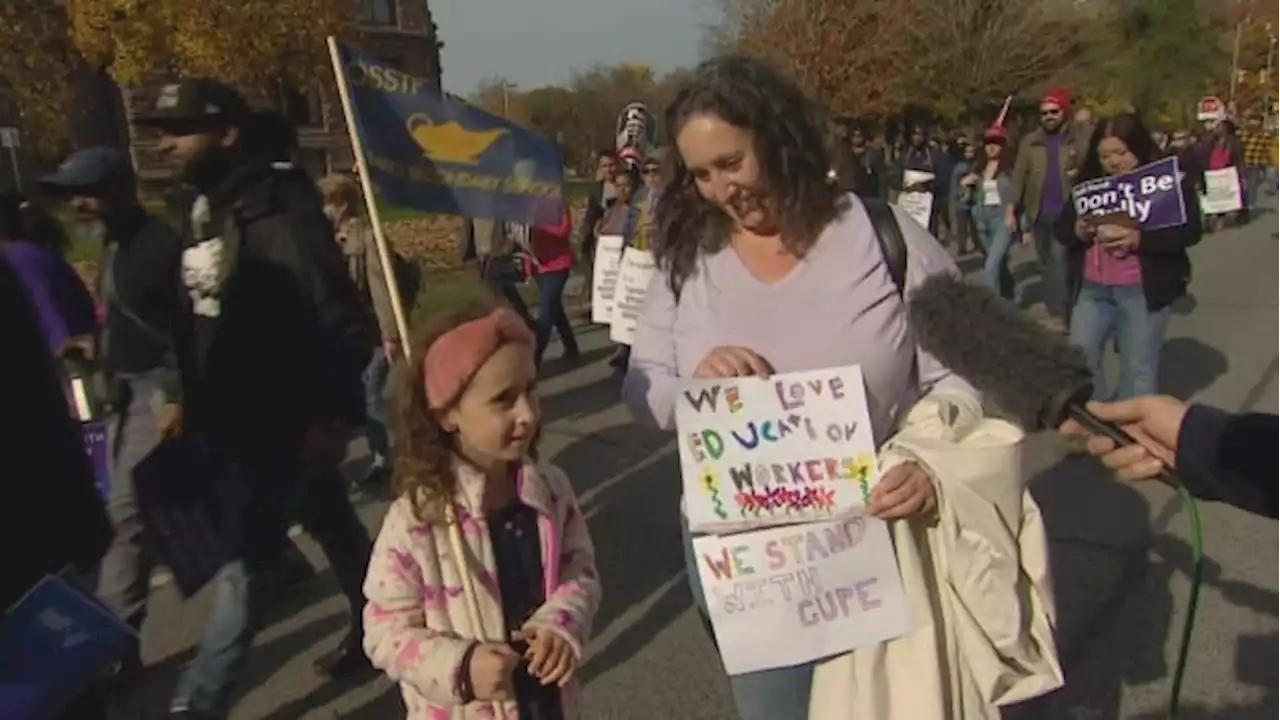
[487,500,564,720]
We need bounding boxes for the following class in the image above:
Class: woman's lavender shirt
[622,197,977,445]
[0,241,97,354]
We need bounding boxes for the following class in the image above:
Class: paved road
[114,207,1278,719]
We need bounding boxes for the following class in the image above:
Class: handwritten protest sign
[897,191,933,230]
[1200,167,1242,215]
[677,366,878,533]
[1071,156,1187,231]
[590,234,624,324]
[608,247,655,346]
[693,517,913,675]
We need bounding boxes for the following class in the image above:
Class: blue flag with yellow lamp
[329,40,564,226]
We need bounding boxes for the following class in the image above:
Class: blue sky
[431,0,711,93]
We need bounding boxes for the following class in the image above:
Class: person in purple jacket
[0,189,97,355]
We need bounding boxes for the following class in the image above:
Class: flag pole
[326,36,412,362]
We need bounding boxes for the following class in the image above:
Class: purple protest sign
[82,421,110,499]
[1070,156,1187,231]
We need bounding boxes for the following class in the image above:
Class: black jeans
[498,282,536,328]
[533,270,579,364]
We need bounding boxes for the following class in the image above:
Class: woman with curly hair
[621,56,981,718]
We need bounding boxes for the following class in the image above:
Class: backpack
[862,197,908,298]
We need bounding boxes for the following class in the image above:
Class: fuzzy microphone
[908,274,1179,485]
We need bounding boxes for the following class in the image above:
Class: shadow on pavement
[1159,337,1229,400]
[111,606,350,718]
[1121,539,1280,720]
[261,676,399,720]
[341,686,407,719]
[540,368,627,426]
[550,426,693,684]
[1020,452,1164,720]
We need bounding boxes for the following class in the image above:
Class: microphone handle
[1064,403,1182,490]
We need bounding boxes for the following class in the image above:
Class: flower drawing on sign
[701,467,729,520]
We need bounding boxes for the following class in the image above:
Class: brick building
[125,0,443,182]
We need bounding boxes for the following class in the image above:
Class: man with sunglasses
[1007,87,1089,332]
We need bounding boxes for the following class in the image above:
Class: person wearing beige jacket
[319,174,401,489]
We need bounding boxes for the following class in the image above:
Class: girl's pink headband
[423,307,534,409]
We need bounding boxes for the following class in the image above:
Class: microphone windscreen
[908,274,1093,430]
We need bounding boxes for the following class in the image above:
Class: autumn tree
[0,1,81,154]
[901,0,1080,120]
[724,0,916,118]
[66,0,357,105]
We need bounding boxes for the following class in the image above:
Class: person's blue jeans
[1069,281,1171,401]
[533,269,579,365]
[361,348,390,465]
[171,459,371,717]
[973,205,1016,300]
[1244,167,1266,212]
[1032,216,1069,320]
[680,515,813,720]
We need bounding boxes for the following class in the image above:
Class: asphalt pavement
[111,202,1278,719]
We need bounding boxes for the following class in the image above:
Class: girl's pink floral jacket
[363,460,601,719]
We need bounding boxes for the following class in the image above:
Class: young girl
[363,303,601,719]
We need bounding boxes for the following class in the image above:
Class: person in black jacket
[1061,395,1278,519]
[1054,112,1202,401]
[0,253,114,719]
[136,79,377,717]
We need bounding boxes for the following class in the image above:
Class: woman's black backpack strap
[862,197,908,298]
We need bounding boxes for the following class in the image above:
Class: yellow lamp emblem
[406,113,506,166]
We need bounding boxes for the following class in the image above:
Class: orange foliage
[67,0,357,96]
[728,0,916,118]
[0,0,80,153]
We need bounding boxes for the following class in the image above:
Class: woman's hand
[960,173,979,187]
[1102,227,1141,252]
[692,346,773,379]
[869,461,936,519]
[1074,217,1097,242]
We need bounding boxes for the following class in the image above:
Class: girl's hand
[693,346,773,379]
[468,642,521,701]
[869,461,936,519]
[523,627,577,687]
[960,173,979,187]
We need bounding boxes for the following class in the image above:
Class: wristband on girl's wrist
[457,641,480,702]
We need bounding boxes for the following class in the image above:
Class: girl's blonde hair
[391,297,540,523]
[316,173,363,214]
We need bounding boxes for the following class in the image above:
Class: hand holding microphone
[1060,396,1186,482]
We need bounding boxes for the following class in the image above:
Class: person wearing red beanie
[1007,86,1091,332]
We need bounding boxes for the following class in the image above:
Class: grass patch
[374,179,594,222]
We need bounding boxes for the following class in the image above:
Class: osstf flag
[334,41,564,225]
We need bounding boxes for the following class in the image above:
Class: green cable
[1166,482,1204,720]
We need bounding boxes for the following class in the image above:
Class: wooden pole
[326,36,412,362]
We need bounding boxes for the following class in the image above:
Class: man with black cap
[39,146,184,683]
[135,78,377,717]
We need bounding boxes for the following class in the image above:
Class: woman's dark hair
[392,297,541,523]
[654,55,845,298]
[1078,112,1162,182]
[0,189,69,254]
[971,134,1012,176]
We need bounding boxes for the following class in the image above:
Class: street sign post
[0,126,21,191]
